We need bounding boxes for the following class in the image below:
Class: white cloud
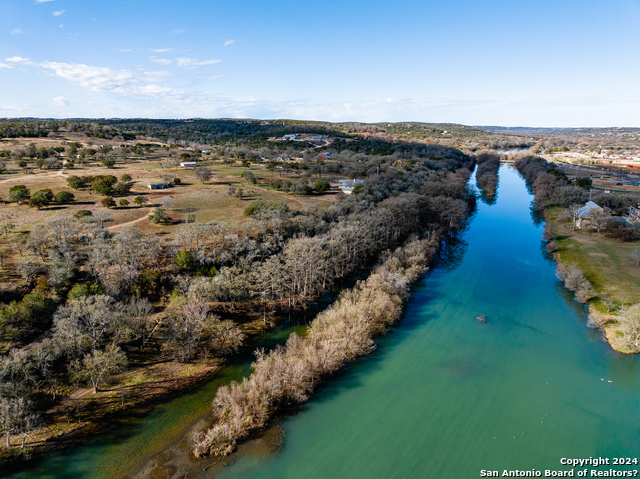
[171,29,184,34]
[38,61,185,99]
[53,9,65,16]
[143,70,171,81]
[197,73,227,82]
[176,57,221,67]
[11,28,24,34]
[53,96,71,107]
[150,58,172,65]
[224,39,236,46]
[35,0,55,3]
[0,63,12,69]
[148,48,174,53]
[5,56,30,63]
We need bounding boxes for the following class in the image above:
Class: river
[5,165,640,478]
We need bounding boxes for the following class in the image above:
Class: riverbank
[192,226,456,461]
[514,156,640,355]
[544,207,640,354]
[0,356,222,467]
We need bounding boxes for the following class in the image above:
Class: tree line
[0,135,474,455]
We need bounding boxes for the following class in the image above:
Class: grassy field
[546,207,640,306]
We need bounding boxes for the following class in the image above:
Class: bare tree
[165,299,211,362]
[72,345,127,394]
[0,396,35,448]
[620,304,640,350]
[31,339,59,399]
[194,167,213,184]
[54,295,124,354]
[206,318,245,356]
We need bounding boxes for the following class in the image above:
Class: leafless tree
[71,345,127,393]
[54,295,125,354]
[194,167,213,184]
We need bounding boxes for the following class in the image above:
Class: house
[573,201,603,229]
[320,152,332,160]
[627,205,640,222]
[180,162,197,168]
[312,135,323,140]
[147,183,169,190]
[283,134,300,140]
[338,179,364,188]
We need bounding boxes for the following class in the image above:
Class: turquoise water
[216,165,640,478]
[5,165,640,478]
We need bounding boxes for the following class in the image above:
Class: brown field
[0,147,338,236]
[0,134,342,296]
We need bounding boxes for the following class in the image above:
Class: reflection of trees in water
[431,235,469,271]
[477,189,498,206]
[530,204,545,226]
[539,239,555,263]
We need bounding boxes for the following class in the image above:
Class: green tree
[101,197,116,209]
[174,250,195,270]
[119,199,130,208]
[148,207,171,224]
[28,189,54,209]
[91,175,117,195]
[8,185,30,203]
[54,191,75,204]
[313,180,330,193]
[120,173,132,182]
[575,177,593,190]
[67,283,104,300]
[66,175,85,190]
[74,209,93,220]
[111,182,132,197]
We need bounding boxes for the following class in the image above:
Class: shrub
[67,283,104,300]
[313,180,330,193]
[133,196,146,207]
[54,190,75,204]
[148,207,171,224]
[175,250,195,270]
[28,189,54,209]
[74,209,93,220]
[243,199,290,218]
[66,175,85,190]
[111,182,132,197]
[101,197,116,208]
[8,185,30,203]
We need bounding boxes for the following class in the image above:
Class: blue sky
[2,0,640,126]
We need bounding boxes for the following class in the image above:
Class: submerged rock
[476,314,486,323]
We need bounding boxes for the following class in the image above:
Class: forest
[0,121,476,462]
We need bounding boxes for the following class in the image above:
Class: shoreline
[0,359,222,470]
[545,211,638,355]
